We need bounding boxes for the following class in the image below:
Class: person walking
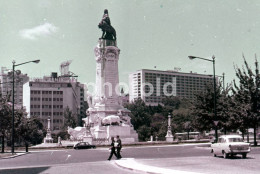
[107,137,117,161]
[116,135,122,159]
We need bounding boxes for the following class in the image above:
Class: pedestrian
[116,135,122,159]
[107,137,117,161]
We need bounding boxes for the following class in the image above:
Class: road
[0,144,260,174]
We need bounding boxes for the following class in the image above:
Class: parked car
[211,135,250,158]
[74,142,96,150]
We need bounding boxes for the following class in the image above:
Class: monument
[85,9,138,143]
[165,114,173,142]
[43,116,53,143]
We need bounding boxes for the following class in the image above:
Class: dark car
[74,142,96,150]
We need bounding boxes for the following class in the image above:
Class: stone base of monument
[92,125,138,143]
[43,132,53,144]
[43,138,53,144]
[165,136,174,142]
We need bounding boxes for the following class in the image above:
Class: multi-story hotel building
[129,69,217,105]
[23,73,85,132]
[0,67,29,106]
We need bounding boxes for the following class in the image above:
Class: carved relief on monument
[94,47,102,62]
[106,52,116,59]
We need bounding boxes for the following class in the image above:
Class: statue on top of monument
[98,9,117,40]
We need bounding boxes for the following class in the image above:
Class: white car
[211,135,250,158]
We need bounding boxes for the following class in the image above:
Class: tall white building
[129,69,217,105]
[0,67,29,106]
[23,73,85,132]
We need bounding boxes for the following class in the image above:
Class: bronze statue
[98,9,116,40]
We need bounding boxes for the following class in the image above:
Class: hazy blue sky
[1,0,260,88]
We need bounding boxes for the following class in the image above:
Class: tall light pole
[188,55,218,142]
[11,59,40,154]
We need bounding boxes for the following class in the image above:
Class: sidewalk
[114,158,201,174]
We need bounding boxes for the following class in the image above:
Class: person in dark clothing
[107,137,117,160]
[116,135,122,159]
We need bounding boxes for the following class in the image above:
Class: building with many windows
[0,67,29,107]
[23,73,85,132]
[129,69,217,105]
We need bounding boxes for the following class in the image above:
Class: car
[211,135,250,159]
[73,142,96,150]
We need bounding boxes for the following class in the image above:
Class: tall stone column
[90,39,122,125]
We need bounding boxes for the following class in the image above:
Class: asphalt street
[0,143,260,174]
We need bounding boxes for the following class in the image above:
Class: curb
[114,158,201,174]
[1,152,28,159]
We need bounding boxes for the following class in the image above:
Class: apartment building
[129,69,217,105]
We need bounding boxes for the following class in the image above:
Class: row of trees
[125,56,260,144]
[0,90,77,152]
[0,93,44,152]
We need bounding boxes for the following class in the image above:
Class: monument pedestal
[165,136,173,142]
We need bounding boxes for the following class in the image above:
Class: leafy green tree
[161,96,182,116]
[150,113,167,140]
[191,82,222,132]
[137,125,151,141]
[125,98,151,130]
[63,106,77,129]
[0,92,11,153]
[17,116,44,151]
[233,56,260,145]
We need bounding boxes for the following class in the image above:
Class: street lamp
[11,59,40,154]
[188,55,218,142]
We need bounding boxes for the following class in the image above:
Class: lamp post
[11,59,40,154]
[188,55,218,142]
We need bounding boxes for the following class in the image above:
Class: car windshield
[228,138,243,142]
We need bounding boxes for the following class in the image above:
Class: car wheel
[223,152,228,159]
[242,153,247,158]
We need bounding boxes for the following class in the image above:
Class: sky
[1,0,260,91]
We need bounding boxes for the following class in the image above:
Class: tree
[124,98,151,130]
[161,96,181,116]
[0,92,12,153]
[63,106,77,129]
[233,55,260,145]
[191,82,222,132]
[17,116,44,152]
[137,125,151,141]
[150,113,167,140]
